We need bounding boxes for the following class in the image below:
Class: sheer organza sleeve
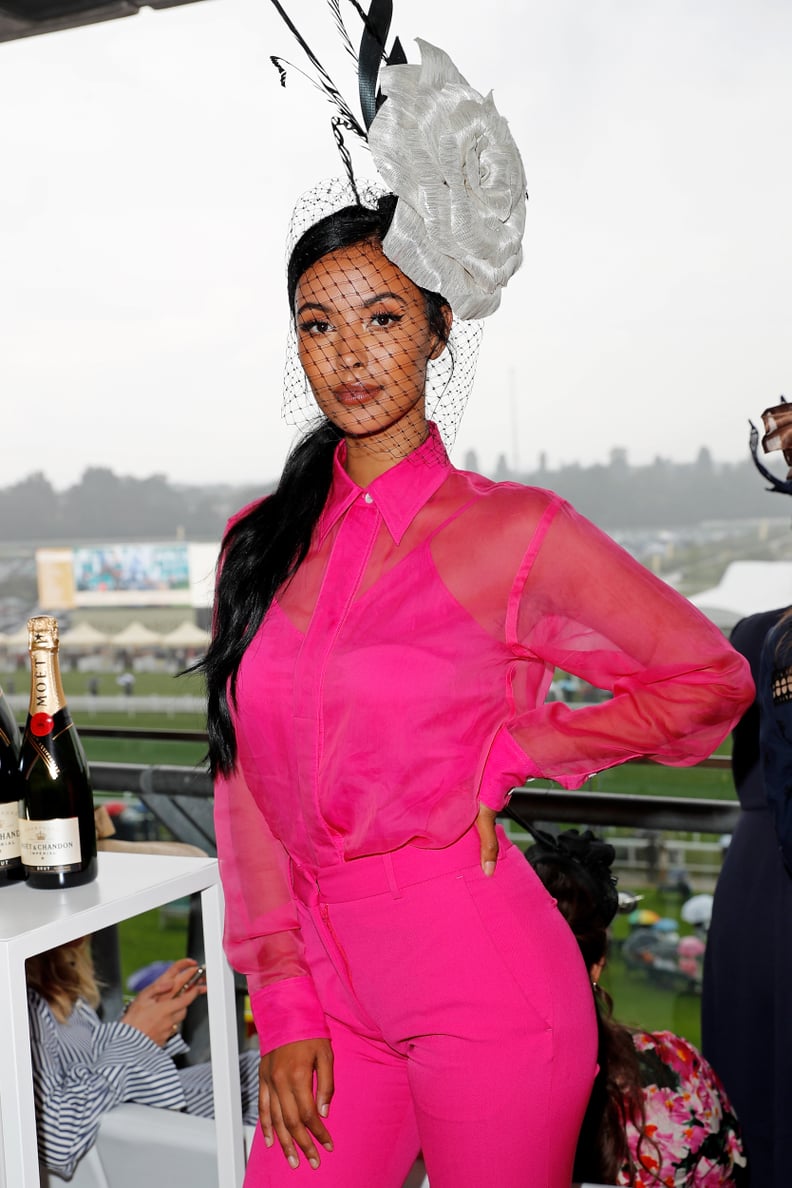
[479,497,754,800]
[214,767,331,1053]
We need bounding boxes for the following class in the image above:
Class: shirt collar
[317,423,452,546]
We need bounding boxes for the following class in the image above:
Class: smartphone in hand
[175,964,206,996]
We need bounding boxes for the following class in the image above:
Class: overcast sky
[1,0,790,490]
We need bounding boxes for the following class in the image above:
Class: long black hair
[200,194,450,776]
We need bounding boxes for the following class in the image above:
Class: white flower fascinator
[369,39,527,319]
[268,0,527,322]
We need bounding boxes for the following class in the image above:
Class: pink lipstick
[335,383,381,406]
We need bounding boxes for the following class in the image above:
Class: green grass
[80,720,206,768]
[0,668,205,699]
[1,667,207,766]
[116,908,191,989]
[585,760,734,801]
[606,886,705,1047]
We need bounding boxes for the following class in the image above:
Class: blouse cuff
[250,976,332,1055]
[477,725,541,811]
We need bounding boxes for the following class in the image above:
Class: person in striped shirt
[26,938,259,1179]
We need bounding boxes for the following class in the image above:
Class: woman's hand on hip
[475,802,499,877]
[259,1038,335,1170]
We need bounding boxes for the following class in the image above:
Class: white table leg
[201,882,246,1187]
[0,948,41,1187]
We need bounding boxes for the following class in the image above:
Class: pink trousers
[244,827,597,1188]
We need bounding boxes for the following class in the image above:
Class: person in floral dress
[622,1030,745,1187]
[526,829,747,1187]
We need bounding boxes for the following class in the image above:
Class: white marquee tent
[59,622,111,648]
[109,622,164,649]
[690,561,792,632]
[160,621,210,649]
[0,624,30,649]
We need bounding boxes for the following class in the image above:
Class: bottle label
[19,817,82,871]
[0,801,21,864]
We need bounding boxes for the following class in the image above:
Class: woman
[527,829,747,1187]
[27,940,260,1179]
[205,191,752,1188]
[203,15,753,1188]
[703,400,792,1188]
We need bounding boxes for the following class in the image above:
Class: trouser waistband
[292,823,514,904]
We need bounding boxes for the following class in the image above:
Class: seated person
[524,828,747,1187]
[27,939,259,1179]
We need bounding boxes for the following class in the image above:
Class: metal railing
[84,727,741,841]
[83,722,745,864]
[91,760,741,831]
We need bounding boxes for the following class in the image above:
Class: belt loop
[290,857,319,907]
[383,852,403,899]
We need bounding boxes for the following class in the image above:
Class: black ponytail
[201,418,342,776]
[201,194,450,776]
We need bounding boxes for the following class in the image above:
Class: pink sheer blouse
[214,427,753,1051]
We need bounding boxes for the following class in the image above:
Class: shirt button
[363,493,373,504]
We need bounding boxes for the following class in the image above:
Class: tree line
[0,451,781,543]
[0,468,273,543]
[472,447,781,530]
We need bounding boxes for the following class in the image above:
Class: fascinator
[268,0,528,446]
[749,397,792,495]
[511,805,620,929]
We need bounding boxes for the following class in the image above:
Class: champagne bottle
[0,681,25,884]
[19,616,97,888]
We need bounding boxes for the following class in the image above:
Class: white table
[0,852,246,1188]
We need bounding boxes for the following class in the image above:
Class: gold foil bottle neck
[27,616,59,653]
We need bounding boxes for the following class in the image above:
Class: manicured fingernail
[264,1134,273,1148]
[323,1141,334,1153]
[318,1103,329,1117]
[309,1158,320,1170]
[483,860,495,877]
[288,1154,299,1169]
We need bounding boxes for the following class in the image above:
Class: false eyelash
[370,311,403,325]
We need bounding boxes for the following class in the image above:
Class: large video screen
[74,544,189,596]
[36,543,218,609]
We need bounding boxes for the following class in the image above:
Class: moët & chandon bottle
[0,681,25,884]
[19,616,97,888]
